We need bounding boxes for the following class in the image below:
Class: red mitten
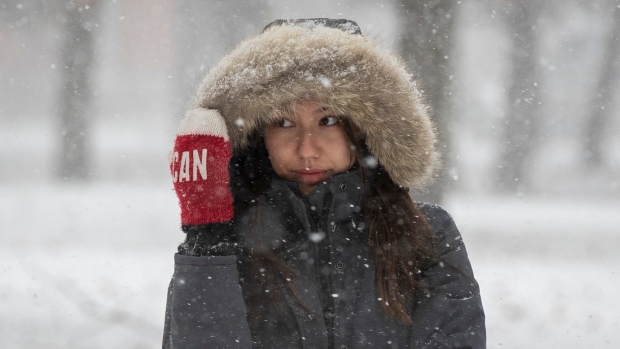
[170,108,233,225]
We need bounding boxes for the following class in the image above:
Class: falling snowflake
[309,232,326,243]
[362,156,378,168]
[319,76,332,88]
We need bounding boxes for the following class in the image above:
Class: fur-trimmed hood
[190,19,438,189]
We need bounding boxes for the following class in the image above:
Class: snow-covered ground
[0,184,179,348]
[448,197,620,348]
[1,183,618,348]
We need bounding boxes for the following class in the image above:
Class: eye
[319,116,339,126]
[276,118,294,127]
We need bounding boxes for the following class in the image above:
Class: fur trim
[191,23,438,189]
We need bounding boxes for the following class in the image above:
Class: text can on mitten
[170,108,234,225]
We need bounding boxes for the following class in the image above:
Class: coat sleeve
[162,254,252,349]
[410,204,486,349]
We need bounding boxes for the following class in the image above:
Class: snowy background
[1,1,619,348]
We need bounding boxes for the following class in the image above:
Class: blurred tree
[56,0,100,181]
[170,0,272,116]
[396,0,458,204]
[0,1,60,120]
[584,1,620,167]
[496,2,546,192]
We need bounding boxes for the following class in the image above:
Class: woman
[164,19,485,349]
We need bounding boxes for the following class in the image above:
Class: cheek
[268,150,286,171]
[327,132,355,169]
[263,127,282,156]
[264,129,289,174]
[338,144,355,170]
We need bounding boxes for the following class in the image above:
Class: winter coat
[163,169,485,348]
[163,18,485,348]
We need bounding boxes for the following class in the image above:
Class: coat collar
[271,168,366,224]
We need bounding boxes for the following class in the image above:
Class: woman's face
[264,101,355,195]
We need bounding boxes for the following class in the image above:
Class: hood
[190,19,438,190]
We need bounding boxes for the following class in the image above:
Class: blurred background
[1,0,618,347]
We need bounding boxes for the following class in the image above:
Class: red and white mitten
[170,108,233,225]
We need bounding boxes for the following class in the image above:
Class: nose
[297,132,320,159]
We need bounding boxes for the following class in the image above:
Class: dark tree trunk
[397,0,457,204]
[56,0,99,181]
[497,3,543,192]
[584,3,620,167]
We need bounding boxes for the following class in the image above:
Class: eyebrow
[315,106,330,113]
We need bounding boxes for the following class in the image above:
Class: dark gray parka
[163,170,485,348]
[163,18,485,349]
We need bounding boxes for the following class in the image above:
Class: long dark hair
[344,121,437,324]
[231,119,437,325]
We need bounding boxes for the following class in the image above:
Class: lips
[294,169,327,183]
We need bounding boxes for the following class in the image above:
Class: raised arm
[163,108,252,349]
